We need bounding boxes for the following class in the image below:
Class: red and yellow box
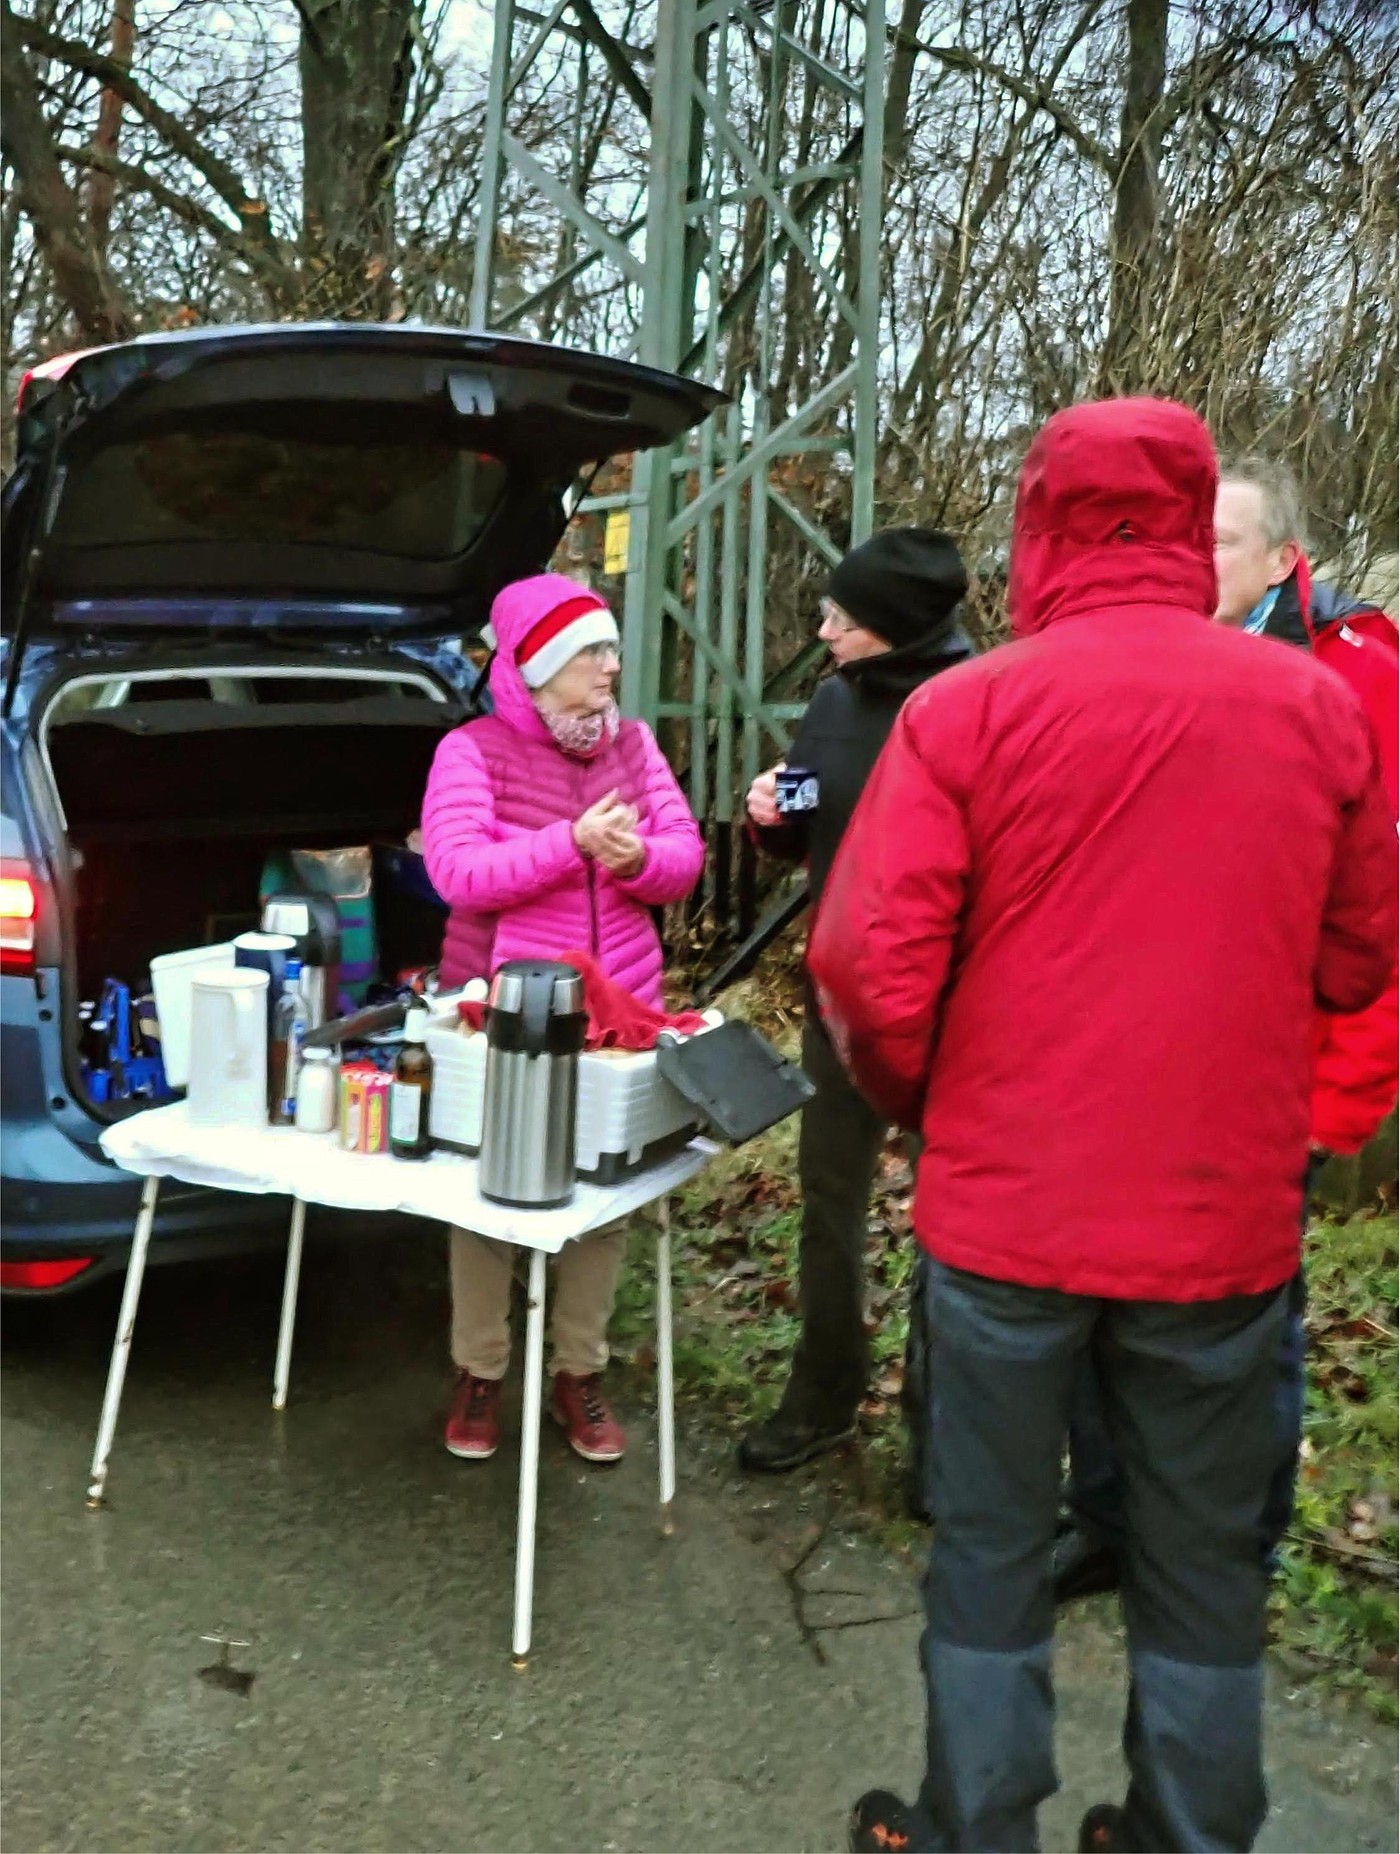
[338,1062,391,1153]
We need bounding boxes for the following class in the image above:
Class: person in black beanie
[739,527,971,1473]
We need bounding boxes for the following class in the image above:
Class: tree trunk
[1100,0,1169,393]
[298,0,417,317]
[87,0,136,255]
[884,0,926,171]
[0,0,133,342]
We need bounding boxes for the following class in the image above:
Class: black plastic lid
[485,959,587,1056]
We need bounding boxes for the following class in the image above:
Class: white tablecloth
[101,1103,715,1254]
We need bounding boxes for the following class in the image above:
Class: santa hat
[516,593,620,689]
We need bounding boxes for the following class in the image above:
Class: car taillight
[1,1257,96,1290]
[0,862,36,977]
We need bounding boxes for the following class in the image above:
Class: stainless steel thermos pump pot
[478,961,588,1208]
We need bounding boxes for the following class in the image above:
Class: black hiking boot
[1078,1802,1127,1852]
[738,1407,855,1473]
[1053,1521,1121,1604]
[849,1789,919,1852]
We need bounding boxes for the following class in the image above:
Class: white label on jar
[390,1082,422,1145]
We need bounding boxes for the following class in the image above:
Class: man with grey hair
[1054,451,1400,1615]
[1214,453,1396,645]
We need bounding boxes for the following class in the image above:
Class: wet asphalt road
[3,1218,1396,1853]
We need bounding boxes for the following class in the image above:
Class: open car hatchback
[1,321,723,1292]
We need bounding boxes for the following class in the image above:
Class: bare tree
[297,0,421,315]
[1,0,133,339]
[2,0,1393,593]
[1100,0,1169,392]
[85,0,135,255]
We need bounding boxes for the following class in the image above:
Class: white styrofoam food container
[426,1020,704,1181]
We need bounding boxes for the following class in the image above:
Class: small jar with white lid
[295,1046,339,1133]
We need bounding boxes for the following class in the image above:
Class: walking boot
[849,1790,918,1852]
[738,1405,855,1472]
[444,1370,502,1459]
[1078,1803,1126,1851]
[550,1370,626,1463]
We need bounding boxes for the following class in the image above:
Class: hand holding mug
[747,763,785,830]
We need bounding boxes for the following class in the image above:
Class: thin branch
[0,0,133,340]
[14,10,294,287]
[904,34,1115,174]
[55,141,292,306]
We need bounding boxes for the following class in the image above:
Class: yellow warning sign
[604,509,631,576]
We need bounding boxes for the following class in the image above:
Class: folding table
[92,1103,714,1664]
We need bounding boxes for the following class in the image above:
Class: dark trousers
[1069,1272,1307,1565]
[1068,1160,1319,1565]
[906,1257,1284,1853]
[780,1006,887,1426]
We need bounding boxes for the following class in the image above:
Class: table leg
[86,1175,161,1509]
[272,1198,307,1412]
[657,1198,676,1534]
[512,1245,548,1669]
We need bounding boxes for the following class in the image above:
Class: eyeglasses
[819,597,858,634]
[580,641,621,663]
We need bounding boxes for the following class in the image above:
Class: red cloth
[809,397,1397,1304]
[1297,556,1400,1153]
[457,950,708,1050]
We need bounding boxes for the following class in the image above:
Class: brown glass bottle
[389,1007,434,1159]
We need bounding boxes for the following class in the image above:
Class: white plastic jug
[186,968,269,1128]
[150,942,236,1088]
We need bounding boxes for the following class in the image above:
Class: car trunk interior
[42,671,461,1104]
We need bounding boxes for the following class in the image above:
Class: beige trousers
[449,1222,629,1380]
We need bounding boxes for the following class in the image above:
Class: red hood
[1008,397,1218,638]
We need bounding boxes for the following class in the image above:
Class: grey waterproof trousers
[905,1256,1286,1853]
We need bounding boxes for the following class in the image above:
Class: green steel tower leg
[470,0,888,926]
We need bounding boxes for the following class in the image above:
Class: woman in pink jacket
[421,572,704,1464]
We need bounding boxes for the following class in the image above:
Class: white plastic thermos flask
[186,968,270,1128]
[477,961,587,1207]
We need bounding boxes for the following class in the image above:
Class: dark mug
[775,766,820,815]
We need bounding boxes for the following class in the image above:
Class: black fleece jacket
[756,625,974,906]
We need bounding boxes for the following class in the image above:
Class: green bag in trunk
[260,847,377,1008]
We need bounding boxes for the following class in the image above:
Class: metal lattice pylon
[472,0,886,924]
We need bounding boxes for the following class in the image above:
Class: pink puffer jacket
[422,574,704,1006]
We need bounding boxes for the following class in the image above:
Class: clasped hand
[573,789,645,877]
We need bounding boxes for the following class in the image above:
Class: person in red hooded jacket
[1215,457,1398,1150]
[812,400,1396,1854]
[1054,455,1400,1613]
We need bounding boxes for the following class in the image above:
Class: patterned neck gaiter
[537,698,621,759]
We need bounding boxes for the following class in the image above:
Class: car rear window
[50,428,510,561]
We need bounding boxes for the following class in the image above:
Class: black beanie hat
[827,527,968,650]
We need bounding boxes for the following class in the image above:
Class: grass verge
[1271,1207,1398,1720]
